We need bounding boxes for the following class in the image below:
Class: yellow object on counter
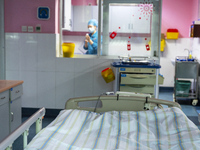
[189,50,193,59]
[101,68,115,83]
[62,43,75,58]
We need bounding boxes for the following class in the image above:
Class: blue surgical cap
[88,19,98,27]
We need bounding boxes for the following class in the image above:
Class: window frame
[59,0,162,60]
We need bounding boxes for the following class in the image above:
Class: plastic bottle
[128,54,131,61]
[189,50,192,59]
[184,49,193,60]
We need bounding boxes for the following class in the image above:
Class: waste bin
[175,80,191,97]
[62,43,75,58]
[101,68,115,83]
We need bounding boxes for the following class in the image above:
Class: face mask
[88,27,95,33]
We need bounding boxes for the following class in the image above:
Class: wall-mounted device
[35,25,41,32]
[190,25,200,37]
[37,7,50,20]
[190,21,200,37]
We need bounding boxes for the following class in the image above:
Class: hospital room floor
[12,88,200,150]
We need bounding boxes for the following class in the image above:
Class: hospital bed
[0,94,200,150]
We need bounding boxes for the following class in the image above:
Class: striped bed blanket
[25,107,200,150]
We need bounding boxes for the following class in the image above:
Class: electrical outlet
[22,26,27,32]
[35,25,41,32]
[28,26,34,32]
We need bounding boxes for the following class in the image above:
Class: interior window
[104,3,152,57]
[60,0,161,58]
[61,0,101,57]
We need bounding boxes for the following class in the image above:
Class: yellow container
[62,43,75,58]
[160,39,166,52]
[101,68,115,83]
[148,40,166,52]
[166,32,179,39]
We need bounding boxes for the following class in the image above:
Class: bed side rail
[0,107,45,150]
[148,97,181,109]
[65,95,181,112]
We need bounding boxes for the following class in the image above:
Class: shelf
[175,96,197,99]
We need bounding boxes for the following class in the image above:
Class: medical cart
[173,58,199,105]
[111,57,164,98]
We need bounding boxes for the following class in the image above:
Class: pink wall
[4,0,58,33]
[4,0,199,37]
[161,0,198,38]
[72,0,97,5]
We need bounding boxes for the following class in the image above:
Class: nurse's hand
[84,39,88,48]
[86,34,90,41]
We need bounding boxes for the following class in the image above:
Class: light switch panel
[22,26,27,32]
[28,26,34,32]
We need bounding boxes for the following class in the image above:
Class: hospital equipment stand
[173,60,199,105]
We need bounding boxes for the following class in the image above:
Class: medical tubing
[94,93,105,112]
[146,97,148,103]
[158,104,164,109]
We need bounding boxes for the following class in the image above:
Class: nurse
[83,19,100,54]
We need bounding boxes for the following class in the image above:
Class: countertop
[111,62,161,68]
[0,80,23,93]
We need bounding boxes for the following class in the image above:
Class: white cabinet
[67,5,151,33]
[73,6,102,32]
[0,90,9,142]
[0,83,23,142]
[10,84,23,132]
[92,6,99,21]
[73,6,93,32]
[63,0,72,31]
[109,6,151,33]
[131,7,151,34]
[10,97,21,132]
[109,6,132,33]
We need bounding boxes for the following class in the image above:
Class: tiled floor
[9,89,200,149]
[12,117,55,150]
[159,88,200,130]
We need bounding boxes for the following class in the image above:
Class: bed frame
[66,95,181,112]
[0,108,45,150]
[0,95,181,150]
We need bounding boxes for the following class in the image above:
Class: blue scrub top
[83,32,101,54]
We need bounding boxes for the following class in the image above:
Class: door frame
[0,0,5,79]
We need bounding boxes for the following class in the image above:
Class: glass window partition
[101,0,162,59]
[60,0,162,59]
[61,0,102,57]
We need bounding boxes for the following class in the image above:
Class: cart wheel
[192,99,198,106]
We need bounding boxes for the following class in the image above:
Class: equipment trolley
[173,58,199,105]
